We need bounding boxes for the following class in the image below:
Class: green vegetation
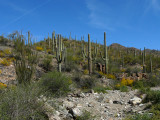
[39,71,72,97]
[75,111,95,120]
[0,30,160,120]
[0,84,48,120]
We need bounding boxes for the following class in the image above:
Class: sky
[0,0,160,50]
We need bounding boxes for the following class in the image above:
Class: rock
[139,104,144,107]
[63,101,75,109]
[108,118,113,120]
[65,113,73,119]
[79,92,85,98]
[49,115,61,120]
[70,107,82,117]
[129,96,142,105]
[109,99,113,104]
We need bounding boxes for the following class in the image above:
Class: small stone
[109,100,113,104]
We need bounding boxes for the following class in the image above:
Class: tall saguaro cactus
[52,31,55,52]
[88,34,92,74]
[28,31,30,46]
[142,52,146,73]
[82,34,92,74]
[150,55,152,73]
[56,34,65,72]
[100,32,109,74]
[48,33,50,49]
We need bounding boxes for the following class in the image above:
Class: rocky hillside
[0,33,160,120]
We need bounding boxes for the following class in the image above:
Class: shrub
[105,74,116,80]
[47,49,52,54]
[36,46,43,51]
[79,77,96,89]
[132,80,144,89]
[120,85,128,92]
[0,58,10,66]
[3,49,11,55]
[0,51,5,57]
[0,84,48,119]
[143,90,160,104]
[75,111,94,120]
[40,71,72,97]
[93,86,108,93]
[98,71,116,80]
[83,69,89,75]
[72,56,80,64]
[125,113,152,120]
[0,82,7,89]
[115,83,128,92]
[121,78,133,86]
[42,55,52,71]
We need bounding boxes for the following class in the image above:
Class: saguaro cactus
[150,55,152,73]
[134,49,136,58]
[100,32,109,74]
[88,34,92,74]
[52,31,55,52]
[56,34,65,72]
[142,52,146,73]
[48,33,50,49]
[82,34,92,74]
[55,34,57,49]
[28,31,30,46]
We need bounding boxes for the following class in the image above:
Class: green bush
[0,84,48,120]
[125,113,152,120]
[120,85,128,92]
[75,111,94,120]
[93,86,108,93]
[42,55,52,71]
[40,71,72,97]
[144,90,160,104]
[73,75,96,89]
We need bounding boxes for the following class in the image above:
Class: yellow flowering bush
[98,71,104,76]
[47,49,52,53]
[105,74,116,80]
[121,69,126,73]
[0,52,5,57]
[36,46,43,51]
[98,71,116,80]
[121,78,133,86]
[0,58,10,66]
[72,56,80,63]
[0,82,7,88]
[83,69,89,75]
[115,83,121,89]
[4,49,11,55]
